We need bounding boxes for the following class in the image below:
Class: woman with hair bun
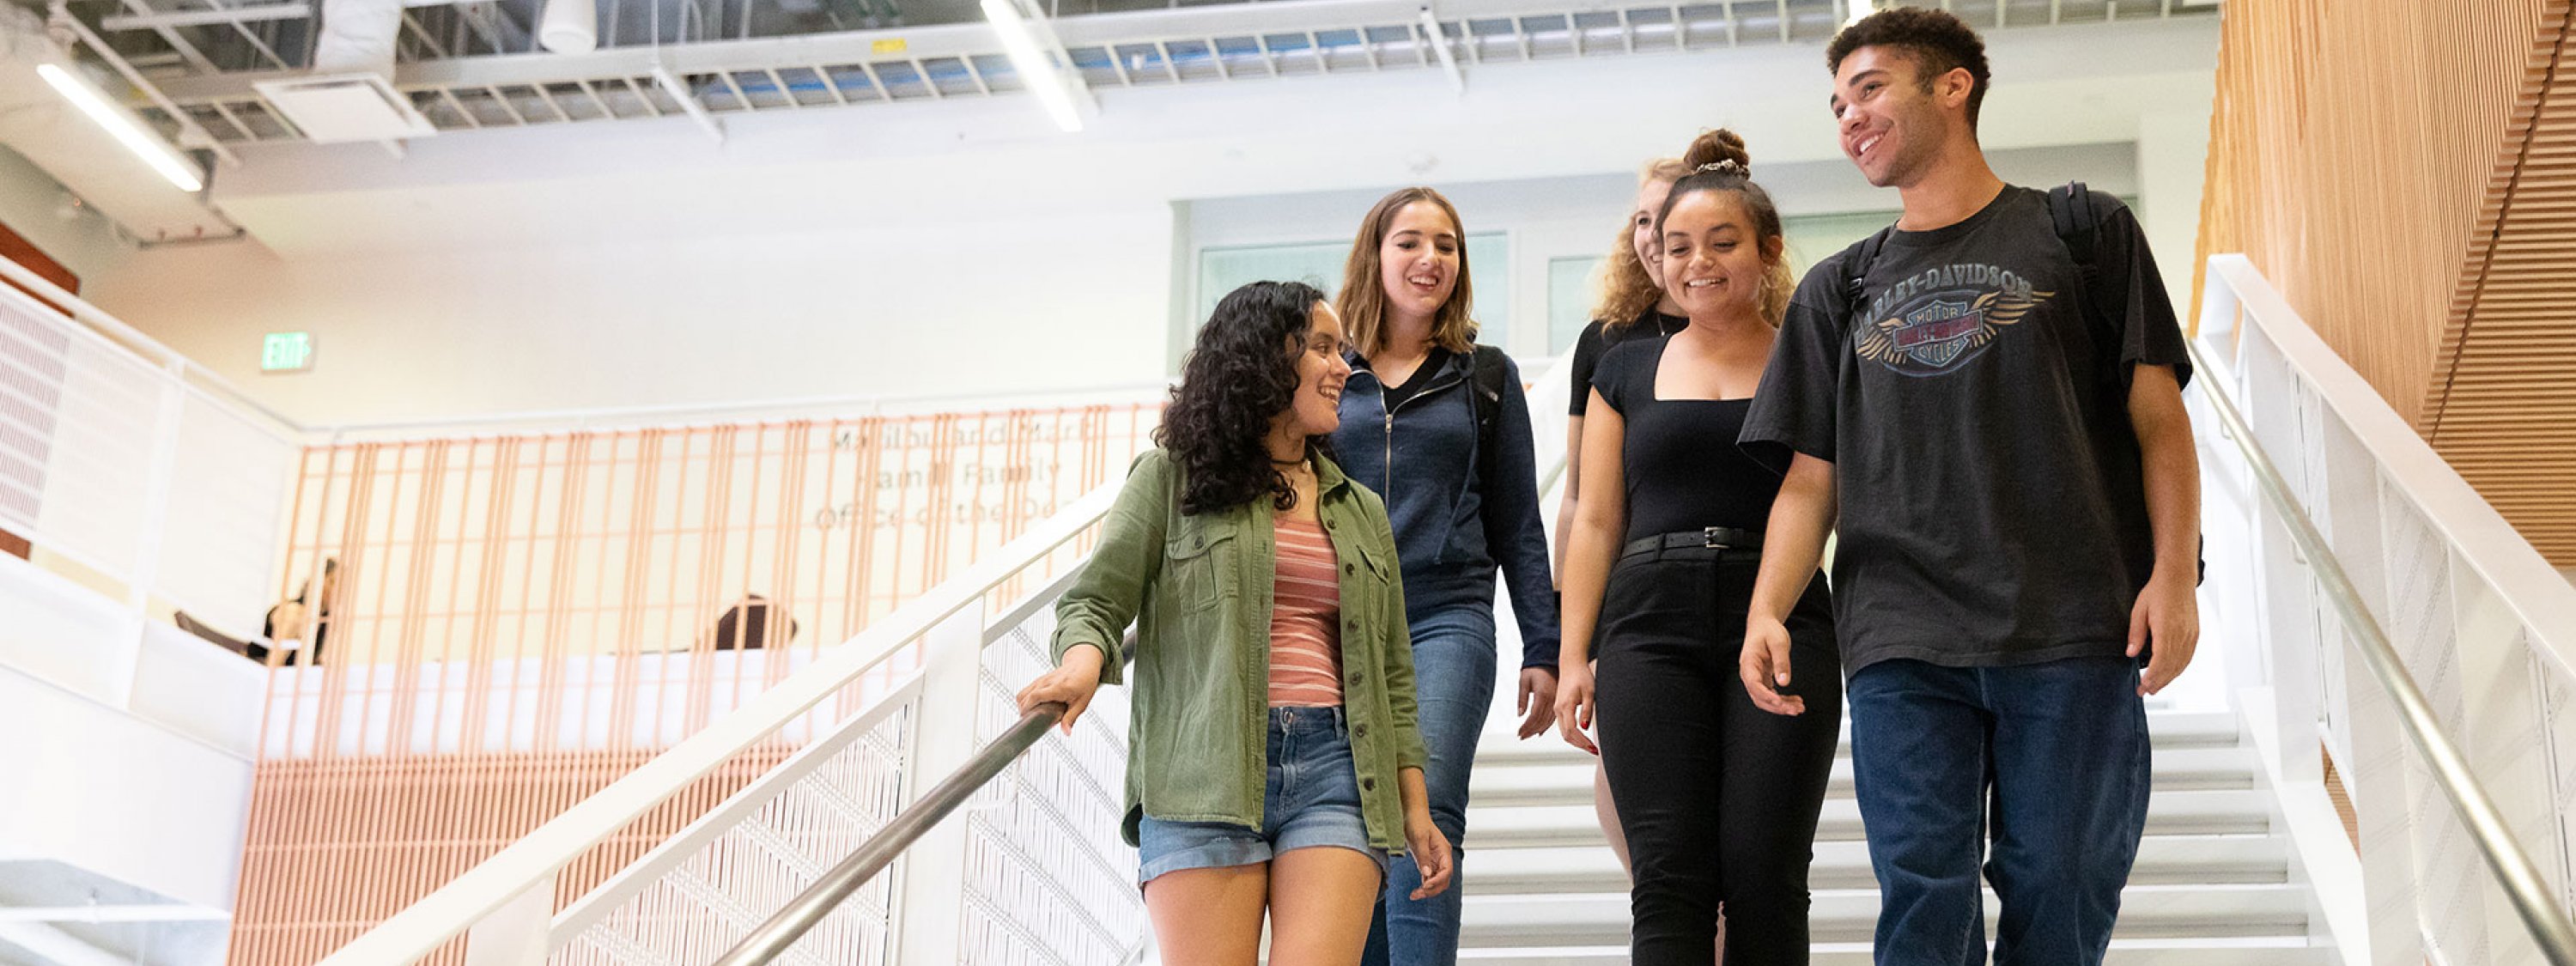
[1552,130,1841,965]
[1018,280,1452,965]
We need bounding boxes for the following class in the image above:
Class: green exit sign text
[262,331,313,373]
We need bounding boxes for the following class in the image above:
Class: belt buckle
[1701,526,1730,550]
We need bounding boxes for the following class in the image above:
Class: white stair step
[1460,834,2287,895]
[1462,787,2275,849]
[1458,883,2311,946]
[1475,711,2244,765]
[1467,745,2256,808]
[1455,935,2333,965]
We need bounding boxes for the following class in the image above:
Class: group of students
[1015,7,2203,966]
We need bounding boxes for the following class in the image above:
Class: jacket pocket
[1348,531,1396,588]
[1164,521,1238,606]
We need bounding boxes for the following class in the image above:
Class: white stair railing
[0,255,300,650]
[313,480,1145,966]
[2196,253,2576,965]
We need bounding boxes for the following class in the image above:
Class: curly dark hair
[1159,280,1333,516]
[1827,7,1991,131]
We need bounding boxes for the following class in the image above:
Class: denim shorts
[1137,706,1390,885]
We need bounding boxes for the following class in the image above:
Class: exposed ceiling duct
[0,5,236,243]
[252,0,438,142]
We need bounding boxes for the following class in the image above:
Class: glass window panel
[1546,256,1603,355]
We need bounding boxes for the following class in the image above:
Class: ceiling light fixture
[981,0,1085,132]
[35,63,204,192]
[1843,0,1874,27]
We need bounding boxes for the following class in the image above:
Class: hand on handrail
[1016,643,1105,733]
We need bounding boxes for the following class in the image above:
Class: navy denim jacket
[1331,348,1562,669]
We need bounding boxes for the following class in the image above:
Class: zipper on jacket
[1379,368,1466,499]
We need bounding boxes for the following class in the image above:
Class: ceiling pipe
[538,0,598,52]
[311,0,403,76]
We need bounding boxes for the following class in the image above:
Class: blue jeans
[1362,604,1497,966]
[1847,657,2152,966]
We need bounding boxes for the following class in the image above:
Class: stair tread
[1455,934,2332,966]
[1475,710,2243,762]
[1467,745,2256,806]
[1456,884,2312,945]
[1461,833,2289,892]
[1462,787,2275,848]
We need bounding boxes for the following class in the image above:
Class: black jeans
[1594,546,1841,966]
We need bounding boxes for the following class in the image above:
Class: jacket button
[1355,724,1369,738]
[1344,562,1356,575]
[1362,778,1376,791]
[1194,536,1204,549]
[1326,519,1337,530]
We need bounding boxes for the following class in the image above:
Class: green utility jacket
[1052,448,1430,853]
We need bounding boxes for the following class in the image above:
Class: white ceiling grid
[95,0,2217,143]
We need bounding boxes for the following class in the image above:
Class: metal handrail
[2188,338,2576,963]
[709,701,1069,966]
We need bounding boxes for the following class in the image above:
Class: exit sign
[262,331,313,373]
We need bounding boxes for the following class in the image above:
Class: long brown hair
[1336,187,1478,355]
[1592,157,1695,329]
[1660,130,1795,327]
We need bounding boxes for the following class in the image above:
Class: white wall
[94,210,1175,424]
[0,147,131,284]
[0,554,263,914]
[81,18,2221,425]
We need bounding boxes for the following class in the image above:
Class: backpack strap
[2046,180,2099,270]
[1467,345,1507,489]
[1844,226,1897,310]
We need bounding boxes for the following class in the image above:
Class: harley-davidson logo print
[1854,264,2055,376]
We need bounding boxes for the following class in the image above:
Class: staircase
[1451,708,2334,964]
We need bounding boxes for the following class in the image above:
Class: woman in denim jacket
[1019,281,1453,965]
[1328,188,1563,966]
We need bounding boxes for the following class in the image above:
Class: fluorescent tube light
[981,0,1084,133]
[37,63,203,193]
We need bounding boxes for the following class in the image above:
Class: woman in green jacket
[1018,280,1454,965]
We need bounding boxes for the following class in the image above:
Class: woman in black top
[1553,131,1841,965]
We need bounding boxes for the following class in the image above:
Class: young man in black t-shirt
[1735,9,2202,964]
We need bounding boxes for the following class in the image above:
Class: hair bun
[1681,128,1752,176]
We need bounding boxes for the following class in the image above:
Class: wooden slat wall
[227,402,1159,965]
[2196,0,2576,563]
[2427,6,2576,553]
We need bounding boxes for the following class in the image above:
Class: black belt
[1620,526,1765,558]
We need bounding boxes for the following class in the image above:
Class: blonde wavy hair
[1591,157,1694,329]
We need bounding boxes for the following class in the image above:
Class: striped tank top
[1267,516,1344,708]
